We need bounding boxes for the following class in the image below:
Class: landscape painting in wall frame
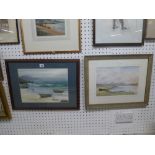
[5,59,80,110]
[145,19,155,40]
[84,55,153,109]
[0,19,19,44]
[0,82,11,119]
[21,19,80,53]
[93,19,145,46]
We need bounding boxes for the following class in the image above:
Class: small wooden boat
[53,89,64,93]
[61,100,68,103]
[39,94,52,98]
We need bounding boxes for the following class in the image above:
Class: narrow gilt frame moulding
[84,54,153,110]
[93,19,146,46]
[21,19,81,54]
[0,82,11,119]
[6,59,80,110]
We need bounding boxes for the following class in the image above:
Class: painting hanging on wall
[145,19,155,40]
[0,19,19,44]
[93,19,145,46]
[0,82,11,119]
[84,55,153,109]
[21,19,80,53]
[6,59,80,110]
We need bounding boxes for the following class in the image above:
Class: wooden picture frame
[21,19,80,54]
[0,82,11,119]
[145,19,155,40]
[84,55,153,109]
[93,19,146,46]
[0,19,19,44]
[6,59,80,110]
[0,63,3,81]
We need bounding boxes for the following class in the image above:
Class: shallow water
[110,85,138,94]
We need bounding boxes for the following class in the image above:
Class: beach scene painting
[96,66,140,96]
[35,19,65,36]
[18,68,68,103]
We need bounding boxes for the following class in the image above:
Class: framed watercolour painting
[93,19,145,46]
[0,82,11,119]
[145,19,155,40]
[6,59,80,110]
[0,19,19,44]
[21,19,80,53]
[84,55,153,109]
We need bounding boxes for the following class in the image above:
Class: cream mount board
[0,19,155,134]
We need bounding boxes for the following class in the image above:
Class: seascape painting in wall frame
[21,19,80,53]
[85,55,153,109]
[5,60,80,110]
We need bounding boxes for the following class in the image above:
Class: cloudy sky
[96,66,139,85]
[18,68,68,81]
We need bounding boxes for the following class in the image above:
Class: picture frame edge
[0,82,12,119]
[145,19,155,40]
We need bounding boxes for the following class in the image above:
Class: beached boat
[39,94,52,98]
[53,89,64,93]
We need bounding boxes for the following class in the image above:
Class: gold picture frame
[21,19,81,54]
[84,55,153,109]
[0,82,11,119]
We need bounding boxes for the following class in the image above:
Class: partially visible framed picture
[0,63,3,81]
[0,82,11,119]
[21,19,80,54]
[145,19,155,40]
[93,19,146,46]
[6,59,80,110]
[85,55,153,109]
[0,19,19,44]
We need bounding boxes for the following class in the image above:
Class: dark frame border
[93,19,146,46]
[5,59,80,110]
[0,19,20,45]
[0,63,3,81]
[84,54,153,110]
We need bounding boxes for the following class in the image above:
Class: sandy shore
[36,25,64,35]
[20,89,68,103]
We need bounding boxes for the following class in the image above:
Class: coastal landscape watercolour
[18,68,68,103]
[35,19,65,36]
[96,66,139,96]
[85,55,153,109]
